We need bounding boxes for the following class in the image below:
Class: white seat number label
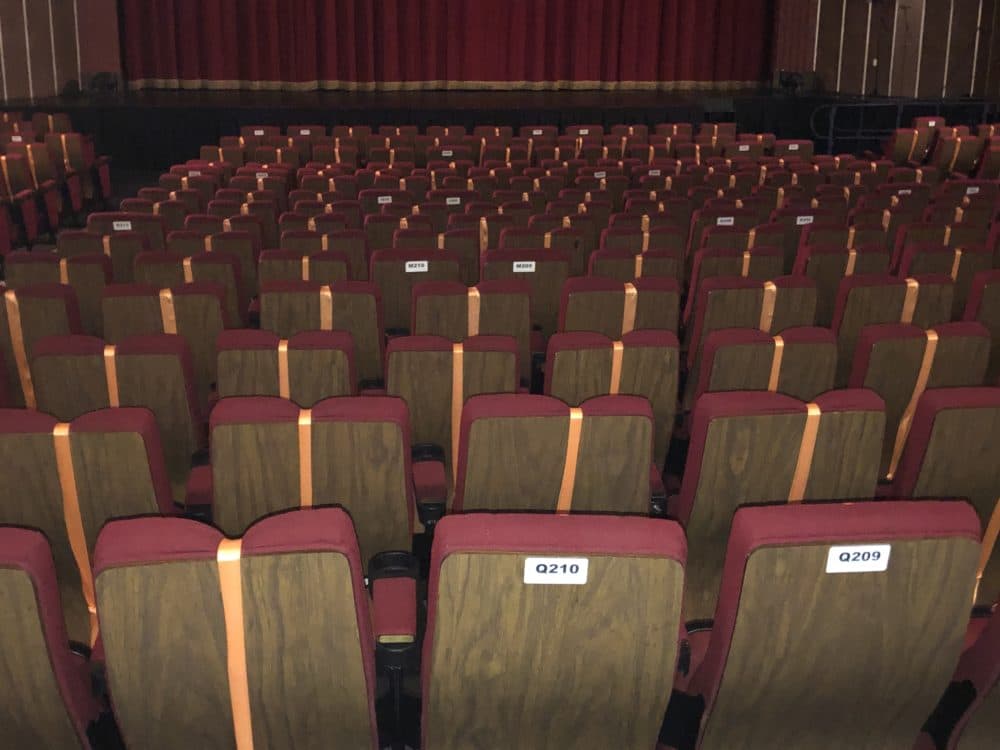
[578,128,589,135]
[405,260,428,273]
[112,221,132,231]
[738,144,750,152]
[928,121,937,127]
[897,189,912,195]
[788,143,800,151]
[594,170,606,179]
[377,195,393,204]
[825,545,890,573]
[446,196,461,206]
[967,186,980,195]
[300,129,311,135]
[717,216,735,226]
[524,557,588,584]
[256,172,268,179]
[796,215,815,226]
[649,169,661,177]
[441,149,453,157]
[188,170,201,177]
[532,129,543,136]
[253,129,265,136]
[513,261,536,273]
[11,135,22,143]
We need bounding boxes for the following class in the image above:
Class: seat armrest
[413,459,447,530]
[369,551,419,668]
[372,577,418,646]
[184,465,213,509]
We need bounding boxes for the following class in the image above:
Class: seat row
[1,501,996,749]
[3,379,999,650]
[0,111,113,254]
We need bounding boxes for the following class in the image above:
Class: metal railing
[810,99,1000,155]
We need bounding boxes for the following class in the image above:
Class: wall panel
[839,0,870,94]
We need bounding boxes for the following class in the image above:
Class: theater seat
[208,396,419,565]
[422,513,685,750]
[258,280,384,386]
[94,508,412,749]
[545,330,679,471]
[849,323,990,479]
[677,390,885,621]
[0,527,102,748]
[664,501,980,750]
[920,610,999,749]
[411,280,533,385]
[216,329,356,403]
[386,335,518,484]
[888,387,1000,608]
[31,333,204,502]
[453,393,656,514]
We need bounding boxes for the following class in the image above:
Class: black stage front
[5,88,999,170]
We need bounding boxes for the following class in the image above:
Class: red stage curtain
[120,0,773,91]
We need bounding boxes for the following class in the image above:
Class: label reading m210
[446,196,461,206]
[513,261,536,273]
[825,545,890,573]
[716,216,735,226]
[112,221,133,231]
[377,195,393,205]
[405,261,429,273]
[796,215,815,226]
[524,557,589,584]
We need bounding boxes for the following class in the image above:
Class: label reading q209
[825,545,890,574]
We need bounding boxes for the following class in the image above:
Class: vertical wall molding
[0,15,7,103]
[942,0,955,96]
[836,0,847,91]
[888,1,900,95]
[861,0,873,94]
[813,0,824,70]
[73,0,81,85]
[970,0,984,95]
[914,0,927,96]
[21,0,34,99]
[47,0,58,92]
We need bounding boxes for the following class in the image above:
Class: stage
[5,88,999,170]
